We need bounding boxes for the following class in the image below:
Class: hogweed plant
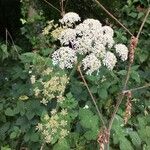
[31,2,150,148]
[41,11,149,150]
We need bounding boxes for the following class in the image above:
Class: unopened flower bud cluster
[30,67,69,105]
[36,109,69,144]
[51,12,129,75]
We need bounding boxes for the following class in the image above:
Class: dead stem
[123,83,150,94]
[137,7,150,39]
[43,0,61,13]
[93,0,133,36]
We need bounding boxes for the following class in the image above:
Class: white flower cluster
[51,12,128,75]
[115,44,128,61]
[103,52,117,70]
[59,12,81,27]
[52,47,77,69]
[82,54,101,75]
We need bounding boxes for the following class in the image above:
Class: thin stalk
[43,0,61,13]
[77,65,106,128]
[123,83,150,93]
[5,28,19,56]
[40,143,45,150]
[108,63,132,131]
[93,0,133,36]
[137,7,150,39]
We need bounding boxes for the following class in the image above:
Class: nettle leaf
[129,131,141,148]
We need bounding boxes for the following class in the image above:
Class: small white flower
[60,109,68,116]
[52,47,77,69]
[82,53,101,75]
[36,123,43,131]
[51,109,57,115]
[30,75,36,84]
[115,44,128,61]
[59,12,81,27]
[83,105,89,109]
[58,28,77,45]
[60,120,68,127]
[103,51,117,70]
[41,98,48,105]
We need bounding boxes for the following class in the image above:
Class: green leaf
[131,71,141,83]
[118,70,127,76]
[30,132,39,142]
[98,88,108,99]
[119,137,134,150]
[10,132,17,139]
[53,139,70,150]
[129,131,141,148]
[84,129,99,140]
[5,108,14,116]
[129,12,137,18]
[79,109,99,129]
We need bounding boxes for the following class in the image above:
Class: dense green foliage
[0,0,150,149]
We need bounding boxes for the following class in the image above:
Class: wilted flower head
[103,51,117,70]
[59,12,81,27]
[82,53,101,75]
[115,44,128,61]
[52,47,77,69]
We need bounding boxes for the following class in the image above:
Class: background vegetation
[0,0,150,150]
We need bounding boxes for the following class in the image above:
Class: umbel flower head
[51,12,129,75]
[52,47,77,69]
[115,44,128,61]
[59,12,81,27]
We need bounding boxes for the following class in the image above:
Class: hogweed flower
[58,28,77,45]
[103,51,117,70]
[51,12,129,75]
[115,44,128,61]
[59,12,81,27]
[82,53,102,75]
[52,47,77,69]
